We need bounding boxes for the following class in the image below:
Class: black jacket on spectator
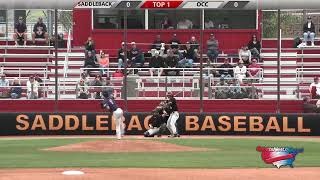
[85,42,95,52]
[149,56,165,68]
[165,56,178,67]
[303,22,316,33]
[183,48,195,60]
[190,41,199,51]
[10,83,22,98]
[247,40,261,52]
[151,40,164,50]
[14,23,27,33]
[84,56,98,68]
[118,48,129,60]
[219,64,234,77]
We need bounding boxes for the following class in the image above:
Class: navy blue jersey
[102,97,118,112]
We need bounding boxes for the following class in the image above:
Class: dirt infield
[0,168,319,180]
[44,140,210,153]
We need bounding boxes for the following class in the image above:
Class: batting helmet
[102,90,109,98]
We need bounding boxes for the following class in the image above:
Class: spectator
[177,19,193,29]
[234,60,247,84]
[85,37,96,53]
[129,42,144,68]
[303,96,320,113]
[149,50,165,77]
[205,19,214,29]
[302,16,316,46]
[229,79,242,99]
[164,49,179,76]
[161,16,172,29]
[309,77,320,99]
[218,58,233,78]
[98,50,109,75]
[247,35,261,60]
[178,42,194,68]
[215,77,229,99]
[13,16,27,46]
[76,79,89,99]
[32,17,48,44]
[169,34,181,50]
[91,74,103,99]
[10,79,22,99]
[84,51,98,75]
[27,76,39,99]
[34,74,43,84]
[189,36,199,53]
[78,72,89,86]
[118,42,129,68]
[293,32,302,48]
[151,35,164,51]
[247,59,261,79]
[207,33,219,63]
[238,45,252,66]
[0,74,10,98]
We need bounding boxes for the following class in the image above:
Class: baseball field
[0,136,319,180]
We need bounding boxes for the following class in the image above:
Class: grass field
[0,137,319,169]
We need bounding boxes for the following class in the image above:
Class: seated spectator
[151,35,164,51]
[164,49,179,76]
[10,79,22,99]
[234,60,247,84]
[205,19,214,29]
[248,59,261,79]
[118,42,129,68]
[98,50,109,75]
[149,50,165,77]
[177,19,193,29]
[129,42,144,68]
[215,77,229,99]
[207,33,219,63]
[78,72,89,86]
[309,77,320,99]
[218,58,233,78]
[302,16,316,46]
[293,32,302,48]
[239,46,251,66]
[27,76,39,99]
[190,36,199,54]
[229,79,243,99]
[13,16,27,46]
[178,42,194,68]
[169,34,181,50]
[32,17,49,44]
[34,73,43,83]
[0,74,10,98]
[90,74,103,99]
[76,79,89,99]
[161,16,172,29]
[303,96,320,113]
[84,51,98,75]
[85,37,96,55]
[247,35,261,60]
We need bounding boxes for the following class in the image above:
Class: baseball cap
[210,33,214,36]
[314,77,319,81]
[252,59,257,62]
[131,42,136,45]
[307,16,312,19]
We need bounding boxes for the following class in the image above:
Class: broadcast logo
[256,146,304,168]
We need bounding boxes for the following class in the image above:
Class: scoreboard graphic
[74,0,252,9]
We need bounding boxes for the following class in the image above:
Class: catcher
[144,101,169,137]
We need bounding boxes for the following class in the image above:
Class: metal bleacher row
[1,40,320,100]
